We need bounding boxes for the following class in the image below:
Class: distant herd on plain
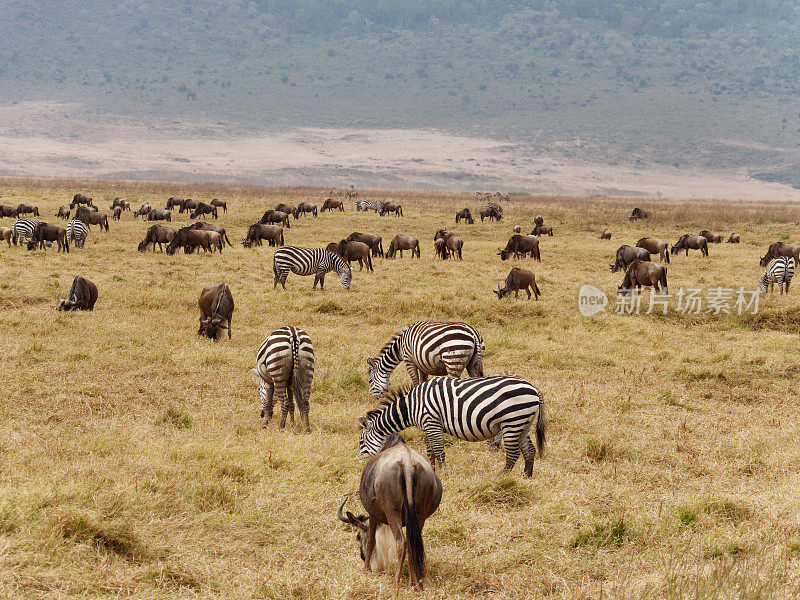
[3,187,798,589]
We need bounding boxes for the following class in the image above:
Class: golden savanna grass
[1,176,800,599]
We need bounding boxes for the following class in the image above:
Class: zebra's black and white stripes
[11,218,39,246]
[367,321,485,397]
[251,326,315,432]
[358,375,545,476]
[355,199,384,212]
[759,256,794,294]
[273,246,352,290]
[66,218,90,248]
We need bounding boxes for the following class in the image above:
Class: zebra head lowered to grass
[272,246,351,290]
[759,256,794,294]
[358,375,546,477]
[366,321,485,397]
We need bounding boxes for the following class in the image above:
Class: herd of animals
[4,191,799,590]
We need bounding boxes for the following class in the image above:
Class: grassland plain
[1,177,800,599]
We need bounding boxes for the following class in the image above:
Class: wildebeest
[534,215,544,226]
[138,224,176,252]
[480,204,502,222]
[189,222,231,247]
[0,227,12,246]
[27,223,68,252]
[380,202,403,217]
[599,229,612,240]
[134,204,152,219]
[110,197,130,211]
[165,227,222,254]
[636,237,670,263]
[433,229,463,260]
[498,234,540,261]
[455,208,474,224]
[386,235,420,259]
[112,206,122,220]
[671,234,709,257]
[293,202,318,218]
[338,433,442,590]
[494,267,540,300]
[77,209,109,231]
[433,238,447,260]
[347,232,384,257]
[70,194,92,209]
[189,202,218,220]
[0,205,17,218]
[531,225,553,236]
[260,210,291,228]
[760,241,800,268]
[611,244,650,272]
[178,198,198,213]
[727,234,741,244]
[628,207,650,221]
[618,259,668,295]
[243,223,284,248]
[165,197,184,211]
[699,230,722,244]
[147,208,172,222]
[335,239,373,271]
[55,206,70,220]
[198,283,234,340]
[275,203,295,216]
[58,276,97,311]
[321,198,344,212]
[210,198,227,213]
[16,203,39,217]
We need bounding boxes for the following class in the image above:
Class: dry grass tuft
[49,510,150,561]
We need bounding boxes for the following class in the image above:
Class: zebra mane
[363,385,412,421]
[377,329,404,357]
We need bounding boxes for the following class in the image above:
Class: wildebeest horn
[337,496,351,523]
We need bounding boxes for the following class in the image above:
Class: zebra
[358,375,546,477]
[250,326,314,432]
[759,256,794,294]
[66,218,90,249]
[273,246,352,290]
[367,321,485,397]
[11,218,39,246]
[355,199,384,213]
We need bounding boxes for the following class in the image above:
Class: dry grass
[1,176,800,598]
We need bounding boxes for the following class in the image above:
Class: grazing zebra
[759,256,794,294]
[367,321,485,397]
[355,199,384,213]
[66,218,90,249]
[273,246,352,290]
[359,376,546,477]
[251,326,315,432]
[11,218,39,246]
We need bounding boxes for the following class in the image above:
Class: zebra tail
[291,331,305,415]
[535,392,546,456]
[403,469,425,587]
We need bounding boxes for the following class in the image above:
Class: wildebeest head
[493,284,508,299]
[337,494,369,560]
[57,293,74,311]
[198,316,228,339]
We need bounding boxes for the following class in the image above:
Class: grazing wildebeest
[165,227,221,255]
[110,197,130,211]
[56,206,70,220]
[178,198,198,213]
[260,209,291,228]
[671,234,709,257]
[636,237,670,263]
[494,267,540,300]
[338,433,442,590]
[618,259,668,295]
[628,207,650,221]
[27,223,68,252]
[0,205,16,218]
[336,239,373,271]
[198,283,234,340]
[210,198,227,213]
[534,215,544,226]
[134,204,152,219]
[434,229,463,260]
[321,198,345,212]
[58,276,97,311]
[531,225,553,236]
[498,234,540,261]
[138,225,176,252]
[480,204,502,222]
[293,202,318,218]
[455,208,474,224]
[147,208,172,222]
[599,229,612,240]
[699,230,722,243]
[77,209,109,231]
[727,234,740,244]
[16,203,39,217]
[165,197,184,211]
[433,238,447,260]
[243,223,284,248]
[0,227,12,246]
[190,202,218,220]
[759,257,794,294]
[275,203,295,216]
[380,202,403,217]
[386,235,420,259]
[348,232,383,257]
[611,244,650,272]
[189,222,231,246]
[112,206,122,220]
[760,241,800,268]
[71,194,93,208]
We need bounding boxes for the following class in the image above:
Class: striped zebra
[358,375,546,477]
[251,326,315,432]
[11,218,39,246]
[355,199,384,213]
[367,321,485,397]
[273,246,352,290]
[66,218,90,248]
[759,256,794,294]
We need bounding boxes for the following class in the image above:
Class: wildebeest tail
[533,281,541,298]
[378,239,383,257]
[660,267,668,294]
[224,231,232,247]
[535,390,546,456]
[280,230,284,246]
[367,252,373,271]
[664,248,670,263]
[64,231,69,253]
[11,230,17,245]
[403,468,425,588]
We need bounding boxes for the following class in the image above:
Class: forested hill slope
[1,1,798,177]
